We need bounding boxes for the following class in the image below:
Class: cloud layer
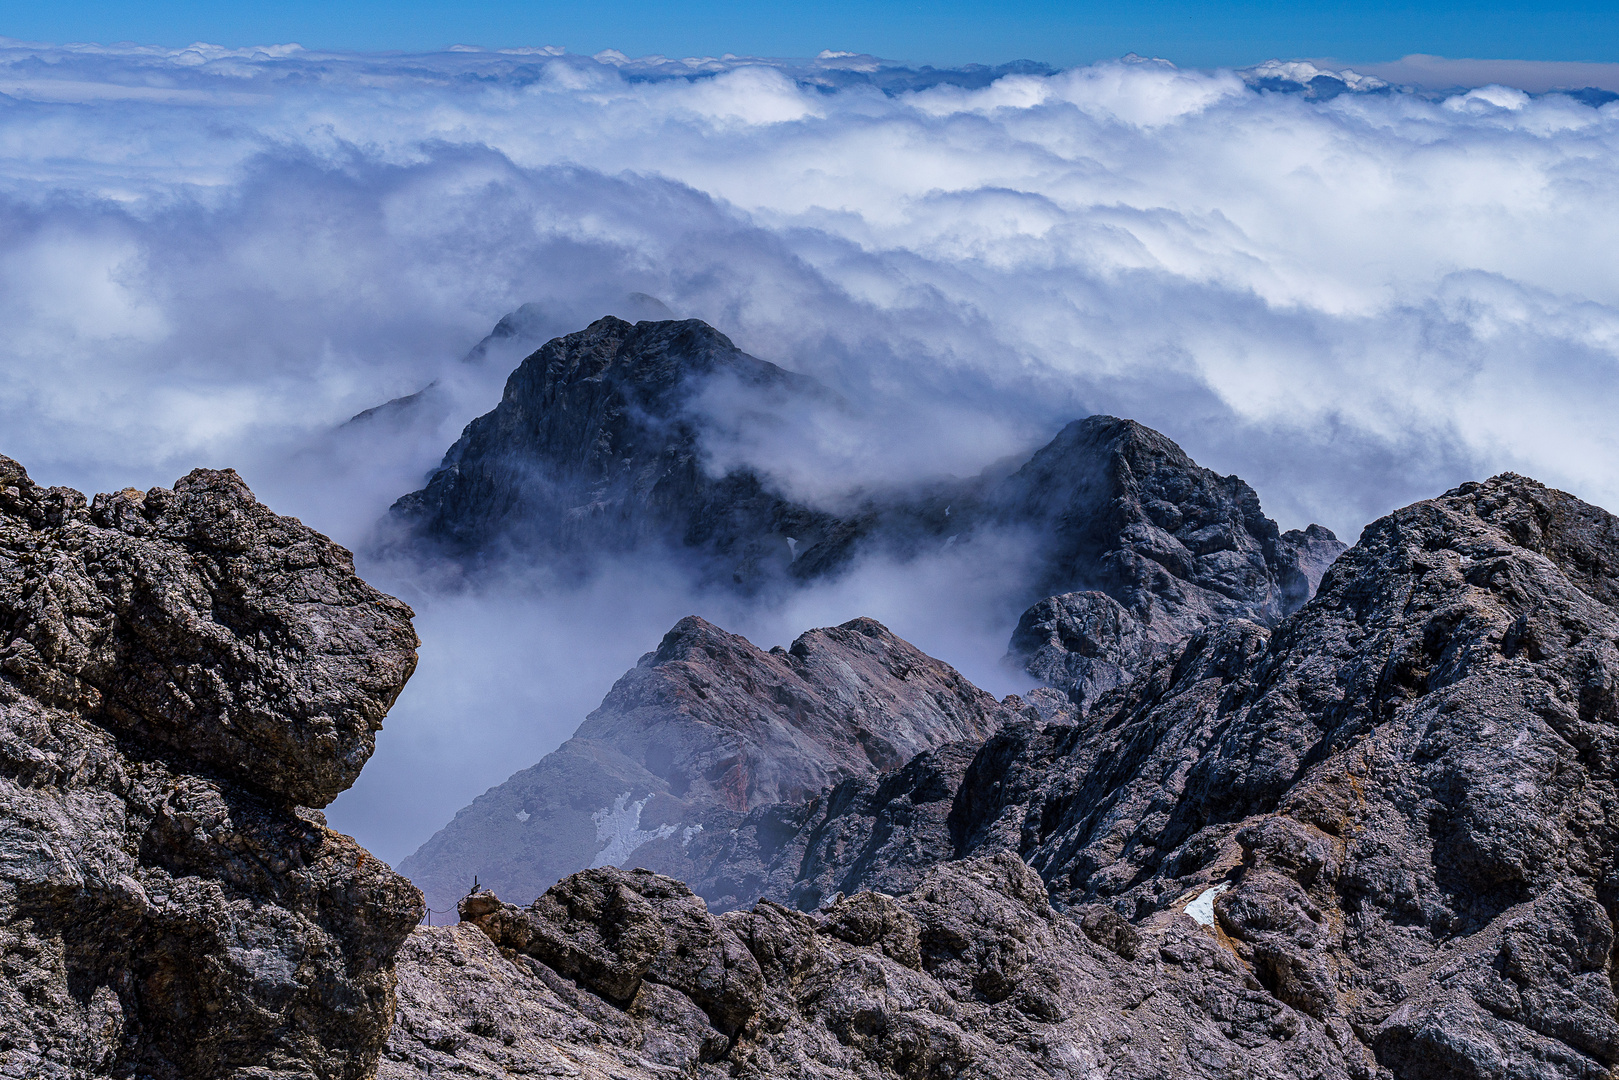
[4,39,1618,860]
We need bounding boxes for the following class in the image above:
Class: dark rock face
[389,315,843,586]
[0,456,422,1078]
[396,615,1011,913]
[948,473,1619,1078]
[385,471,1619,1080]
[388,314,1343,704]
[999,417,1347,708]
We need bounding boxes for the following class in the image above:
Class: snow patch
[681,823,704,848]
[515,808,530,822]
[590,793,678,868]
[1242,59,1388,94]
[1186,883,1231,926]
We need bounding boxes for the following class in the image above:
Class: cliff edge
[0,457,421,1079]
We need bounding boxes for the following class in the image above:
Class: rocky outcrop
[1000,417,1346,708]
[387,316,1348,925]
[388,315,844,587]
[0,456,422,1078]
[382,854,1362,1079]
[386,314,1343,703]
[676,737,984,913]
[396,615,1012,913]
[944,472,1619,1077]
[670,689,1065,914]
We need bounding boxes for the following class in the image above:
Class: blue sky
[1,0,1615,67]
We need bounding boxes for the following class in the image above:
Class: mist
[4,38,1619,862]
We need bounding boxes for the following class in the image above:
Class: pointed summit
[388,316,838,587]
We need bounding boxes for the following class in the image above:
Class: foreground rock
[0,457,421,1078]
[383,855,1354,1079]
[390,471,1619,1079]
[397,615,1012,912]
[949,472,1619,1077]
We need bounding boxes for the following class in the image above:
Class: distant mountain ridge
[396,614,1016,913]
[389,316,848,587]
[389,313,1347,912]
[388,315,1344,701]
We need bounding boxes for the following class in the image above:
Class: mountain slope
[396,615,1013,912]
[389,315,845,586]
[999,416,1346,706]
[385,316,1343,707]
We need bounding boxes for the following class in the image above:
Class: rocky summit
[388,315,840,587]
[996,415,1345,708]
[383,471,1619,1080]
[396,614,1013,914]
[0,456,421,1079]
[387,316,1352,922]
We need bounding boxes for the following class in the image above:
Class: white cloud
[3,40,1619,860]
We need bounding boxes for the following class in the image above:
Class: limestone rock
[384,855,1360,1079]
[0,455,422,1079]
[949,473,1619,1077]
[677,737,985,912]
[386,471,1619,1080]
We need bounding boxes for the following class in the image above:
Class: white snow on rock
[590,793,678,869]
[1185,883,1231,926]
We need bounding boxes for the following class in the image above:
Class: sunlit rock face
[396,614,1014,914]
[388,472,1619,1080]
[0,455,422,1080]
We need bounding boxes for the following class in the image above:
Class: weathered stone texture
[0,456,422,1079]
[388,472,1619,1080]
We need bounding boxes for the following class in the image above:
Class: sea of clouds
[4,39,1618,862]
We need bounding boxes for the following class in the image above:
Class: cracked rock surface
[947,473,1619,1078]
[1001,417,1346,709]
[0,456,422,1079]
[383,854,1356,1080]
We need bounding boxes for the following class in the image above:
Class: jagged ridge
[396,614,1014,913]
[387,471,1619,1080]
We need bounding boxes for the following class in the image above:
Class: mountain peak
[397,613,1011,912]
